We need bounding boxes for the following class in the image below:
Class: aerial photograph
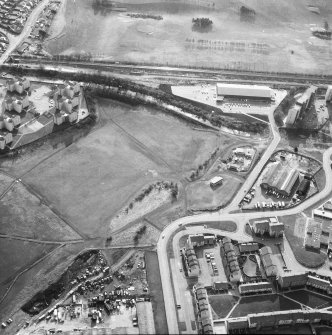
[0,0,332,334]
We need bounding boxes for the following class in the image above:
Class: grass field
[0,239,55,286]
[0,242,84,321]
[0,183,81,241]
[145,251,168,334]
[0,173,14,195]
[21,99,218,237]
[281,214,327,268]
[209,294,239,319]
[231,294,301,318]
[186,174,242,210]
[285,290,332,309]
[187,221,237,232]
[45,0,332,74]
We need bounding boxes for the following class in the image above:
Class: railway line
[11,57,332,86]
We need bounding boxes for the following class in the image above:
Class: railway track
[11,57,332,85]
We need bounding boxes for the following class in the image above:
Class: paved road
[0,0,51,64]
[157,105,332,333]
[226,107,281,211]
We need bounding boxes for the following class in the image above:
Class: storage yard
[171,83,287,117]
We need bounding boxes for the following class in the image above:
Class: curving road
[157,101,332,333]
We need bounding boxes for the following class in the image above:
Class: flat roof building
[216,83,272,100]
[285,105,301,126]
[209,176,223,188]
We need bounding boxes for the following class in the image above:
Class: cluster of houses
[182,242,200,277]
[193,285,213,335]
[182,234,216,277]
[0,0,42,35]
[238,281,273,295]
[278,271,332,295]
[0,31,8,55]
[0,77,32,149]
[51,81,81,125]
[221,237,241,282]
[227,309,332,333]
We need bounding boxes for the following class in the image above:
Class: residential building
[189,234,205,247]
[184,242,199,277]
[251,217,284,237]
[259,246,278,277]
[239,242,259,253]
[278,272,308,289]
[227,310,332,332]
[6,77,30,94]
[239,281,273,295]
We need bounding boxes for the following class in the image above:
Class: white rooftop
[210,176,223,183]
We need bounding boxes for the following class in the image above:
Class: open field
[0,242,86,325]
[45,0,332,74]
[145,251,168,335]
[281,214,327,268]
[231,294,301,318]
[0,183,81,241]
[186,174,242,210]
[21,99,218,237]
[209,294,239,319]
[0,239,55,293]
[285,290,332,309]
[0,173,14,195]
[187,221,237,232]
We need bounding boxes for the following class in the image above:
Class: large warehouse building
[260,162,300,197]
[216,83,273,100]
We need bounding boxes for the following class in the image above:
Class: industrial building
[286,86,317,127]
[296,86,317,108]
[261,162,300,197]
[296,178,311,198]
[285,104,301,126]
[326,85,332,103]
[216,83,273,100]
